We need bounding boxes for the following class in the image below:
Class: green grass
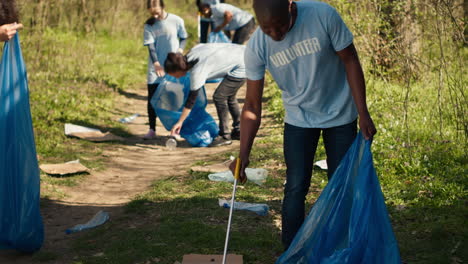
[15,28,148,196]
[72,171,285,264]
[68,67,466,264]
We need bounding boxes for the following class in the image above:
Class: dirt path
[0,82,248,264]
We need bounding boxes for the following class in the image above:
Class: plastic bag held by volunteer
[0,33,44,252]
[151,74,219,147]
[276,132,401,264]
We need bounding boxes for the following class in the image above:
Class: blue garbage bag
[151,74,219,147]
[208,31,231,43]
[0,34,44,252]
[276,132,401,264]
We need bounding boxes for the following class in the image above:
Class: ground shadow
[118,89,147,101]
[0,195,284,264]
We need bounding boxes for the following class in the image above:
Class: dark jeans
[199,20,212,44]
[213,75,245,137]
[281,120,357,249]
[147,83,159,130]
[232,18,256,44]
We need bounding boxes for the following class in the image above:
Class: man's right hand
[170,122,183,136]
[229,157,249,184]
[0,23,23,42]
[153,63,165,77]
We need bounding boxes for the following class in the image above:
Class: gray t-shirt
[187,43,246,91]
[245,1,357,128]
[144,13,188,84]
[210,3,253,31]
[200,0,220,22]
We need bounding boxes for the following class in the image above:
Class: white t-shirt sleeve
[244,45,266,81]
[202,0,219,4]
[326,7,353,51]
[189,68,207,91]
[143,24,154,46]
[177,18,188,39]
[210,5,226,22]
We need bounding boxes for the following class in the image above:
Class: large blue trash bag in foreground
[151,74,219,147]
[276,132,401,264]
[0,34,44,252]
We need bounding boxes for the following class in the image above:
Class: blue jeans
[281,120,357,249]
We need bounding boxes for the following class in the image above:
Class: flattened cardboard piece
[64,123,100,135]
[314,159,328,170]
[182,254,243,264]
[40,160,89,175]
[64,123,124,142]
[40,162,89,176]
[68,131,124,142]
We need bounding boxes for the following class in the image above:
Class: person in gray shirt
[164,43,246,146]
[198,0,225,43]
[197,1,255,44]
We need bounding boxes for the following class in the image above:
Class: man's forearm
[147,43,159,64]
[338,44,369,116]
[239,78,264,161]
[178,107,191,124]
[346,60,369,116]
[239,105,262,160]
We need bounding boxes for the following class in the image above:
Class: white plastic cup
[166,137,177,150]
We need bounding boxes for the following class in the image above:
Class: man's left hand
[359,113,377,140]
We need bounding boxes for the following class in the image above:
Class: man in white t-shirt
[164,43,246,146]
[229,0,377,249]
[197,0,224,43]
[197,2,255,44]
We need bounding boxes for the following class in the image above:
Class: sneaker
[209,136,232,147]
[143,129,156,140]
[230,129,240,140]
[172,133,182,141]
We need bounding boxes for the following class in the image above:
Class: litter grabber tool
[222,158,241,264]
[181,159,243,264]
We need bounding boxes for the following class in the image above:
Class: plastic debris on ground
[64,123,124,142]
[165,137,177,150]
[40,159,90,176]
[218,199,269,216]
[208,168,268,185]
[314,159,328,170]
[118,113,139,123]
[66,210,110,234]
[276,132,401,264]
[0,33,44,252]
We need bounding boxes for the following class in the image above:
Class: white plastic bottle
[166,137,177,150]
[118,113,139,123]
[65,211,109,234]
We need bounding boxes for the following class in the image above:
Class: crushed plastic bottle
[165,137,177,150]
[118,113,139,123]
[65,211,109,234]
[208,168,268,185]
[218,199,269,216]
